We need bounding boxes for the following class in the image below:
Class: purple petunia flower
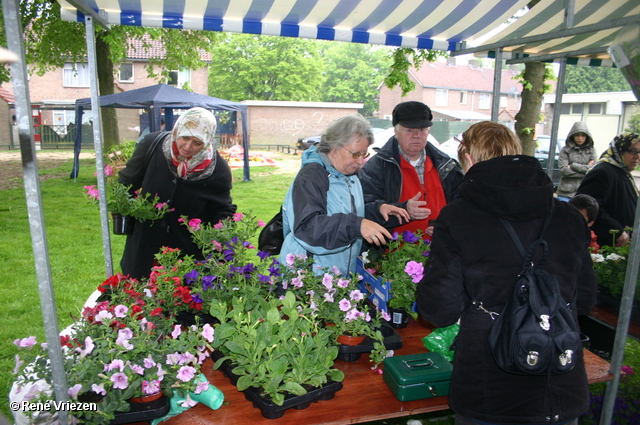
[177,366,196,382]
[258,274,270,283]
[339,299,351,311]
[184,269,199,285]
[402,231,420,244]
[257,250,271,260]
[111,372,129,390]
[202,275,217,290]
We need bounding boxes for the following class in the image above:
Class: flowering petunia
[83,185,99,200]
[339,299,351,312]
[184,269,200,285]
[181,393,197,408]
[258,219,266,227]
[350,289,364,301]
[285,253,296,266]
[337,278,350,288]
[94,310,113,324]
[404,260,424,283]
[322,273,334,290]
[213,221,224,229]
[91,383,106,396]
[14,336,37,349]
[171,325,182,339]
[291,277,304,289]
[233,212,244,222]
[177,366,196,382]
[143,356,156,369]
[68,384,82,400]
[130,364,145,375]
[202,275,217,290]
[402,230,420,244]
[166,352,182,365]
[202,324,215,343]
[76,336,95,359]
[107,359,125,372]
[116,329,134,350]
[194,380,210,394]
[381,310,391,322]
[114,304,128,318]
[155,202,168,210]
[188,218,202,231]
[142,380,161,395]
[111,372,129,390]
[13,355,24,375]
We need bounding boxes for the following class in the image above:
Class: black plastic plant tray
[110,395,170,425]
[211,350,343,419]
[336,322,403,363]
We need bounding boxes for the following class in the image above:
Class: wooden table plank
[131,318,613,425]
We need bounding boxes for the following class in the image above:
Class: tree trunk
[515,62,546,156]
[96,35,119,153]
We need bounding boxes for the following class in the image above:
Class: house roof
[58,0,531,52]
[411,61,522,94]
[127,34,211,61]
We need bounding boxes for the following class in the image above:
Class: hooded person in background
[556,122,598,201]
[576,132,640,247]
[119,107,237,279]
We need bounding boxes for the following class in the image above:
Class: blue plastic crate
[356,258,392,312]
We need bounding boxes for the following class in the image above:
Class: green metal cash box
[383,352,453,402]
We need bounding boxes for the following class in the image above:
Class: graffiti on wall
[253,112,326,138]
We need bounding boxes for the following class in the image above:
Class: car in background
[534,135,565,188]
[296,135,321,150]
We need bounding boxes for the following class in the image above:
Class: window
[572,104,583,115]
[478,93,491,110]
[63,63,90,87]
[119,63,134,83]
[500,96,508,108]
[168,68,191,88]
[588,103,603,114]
[560,103,571,114]
[460,91,468,105]
[435,89,448,107]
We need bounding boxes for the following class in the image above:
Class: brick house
[378,58,523,142]
[0,36,211,148]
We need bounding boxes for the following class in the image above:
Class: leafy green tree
[382,47,448,95]
[1,0,222,150]
[563,65,630,93]
[208,34,323,102]
[626,108,640,133]
[318,42,392,116]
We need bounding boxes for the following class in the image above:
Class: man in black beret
[359,101,463,239]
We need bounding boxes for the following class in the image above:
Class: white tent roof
[58,0,530,52]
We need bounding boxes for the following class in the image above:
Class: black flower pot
[388,307,410,329]
[112,213,134,235]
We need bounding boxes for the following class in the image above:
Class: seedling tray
[336,322,403,363]
[211,351,343,419]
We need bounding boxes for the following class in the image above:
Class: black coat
[417,155,597,424]
[359,136,463,231]
[119,132,237,279]
[576,161,637,247]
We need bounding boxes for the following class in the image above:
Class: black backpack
[466,206,582,375]
[258,207,284,256]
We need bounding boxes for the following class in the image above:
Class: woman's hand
[379,203,411,224]
[615,231,630,247]
[360,218,393,246]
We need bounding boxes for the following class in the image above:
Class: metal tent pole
[547,57,567,180]
[491,48,503,123]
[2,0,69,422]
[84,15,114,277]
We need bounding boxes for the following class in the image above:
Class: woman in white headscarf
[119,107,237,279]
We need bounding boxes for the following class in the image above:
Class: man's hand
[406,192,431,221]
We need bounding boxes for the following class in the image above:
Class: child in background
[569,194,600,253]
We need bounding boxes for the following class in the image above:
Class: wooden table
[140,319,615,425]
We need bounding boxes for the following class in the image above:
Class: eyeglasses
[454,136,466,147]
[341,145,370,159]
[627,148,640,156]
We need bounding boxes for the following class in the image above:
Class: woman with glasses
[279,114,409,275]
[576,132,640,247]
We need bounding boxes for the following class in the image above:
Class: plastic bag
[422,323,460,362]
[151,374,224,425]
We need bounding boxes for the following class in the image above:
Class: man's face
[394,125,430,159]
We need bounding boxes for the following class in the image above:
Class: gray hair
[316,115,373,154]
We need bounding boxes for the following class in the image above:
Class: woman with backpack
[416,121,597,425]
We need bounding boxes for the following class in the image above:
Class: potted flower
[591,229,640,308]
[209,291,344,415]
[362,230,430,326]
[83,164,172,235]
[13,274,217,425]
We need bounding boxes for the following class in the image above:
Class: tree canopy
[562,65,630,94]
[208,34,324,102]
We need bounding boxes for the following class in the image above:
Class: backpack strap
[461,202,555,319]
[145,131,170,168]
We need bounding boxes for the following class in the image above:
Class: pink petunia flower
[213,222,224,229]
[181,393,197,408]
[114,304,128,318]
[142,380,161,395]
[233,212,244,222]
[68,384,82,400]
[171,325,182,339]
[188,218,202,231]
[111,372,129,390]
[322,273,333,290]
[339,299,352,312]
[75,336,94,359]
[14,336,37,349]
[194,380,209,394]
[258,219,266,227]
[91,383,106,396]
[202,324,214,343]
[177,366,196,382]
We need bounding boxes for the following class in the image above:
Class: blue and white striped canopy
[58,0,530,52]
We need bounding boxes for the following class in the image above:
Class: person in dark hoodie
[417,121,597,425]
[556,121,598,201]
[359,101,463,238]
